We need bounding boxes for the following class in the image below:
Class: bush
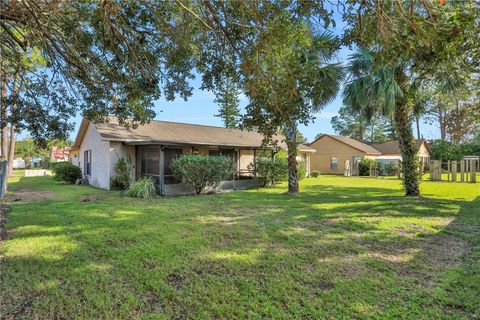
[297,161,307,180]
[124,177,156,199]
[311,171,321,178]
[111,157,131,190]
[53,162,82,184]
[423,163,430,173]
[358,158,380,176]
[430,140,462,161]
[382,162,398,176]
[249,158,288,187]
[171,155,233,195]
[50,161,68,170]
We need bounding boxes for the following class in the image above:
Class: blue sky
[59,11,439,143]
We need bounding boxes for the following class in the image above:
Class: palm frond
[343,49,404,121]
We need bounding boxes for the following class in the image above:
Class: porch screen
[208,149,237,171]
[164,148,183,184]
[137,145,161,188]
[220,149,237,172]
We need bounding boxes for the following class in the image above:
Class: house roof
[309,134,382,155]
[73,117,316,153]
[372,139,430,155]
[309,134,431,156]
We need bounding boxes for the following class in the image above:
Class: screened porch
[134,145,261,195]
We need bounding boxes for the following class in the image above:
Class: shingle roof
[75,118,315,152]
[372,139,429,155]
[310,134,382,154]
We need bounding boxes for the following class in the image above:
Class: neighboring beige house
[371,139,431,170]
[71,118,315,195]
[308,134,431,174]
[308,135,381,174]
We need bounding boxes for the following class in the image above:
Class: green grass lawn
[1,176,479,319]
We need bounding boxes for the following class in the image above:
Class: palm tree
[243,29,343,193]
[343,50,420,196]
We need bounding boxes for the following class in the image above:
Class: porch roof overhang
[122,139,315,152]
[123,139,263,150]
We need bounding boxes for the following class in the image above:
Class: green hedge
[249,158,288,187]
[52,162,82,184]
[311,171,321,178]
[171,155,233,195]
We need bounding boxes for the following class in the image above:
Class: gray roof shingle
[82,118,315,152]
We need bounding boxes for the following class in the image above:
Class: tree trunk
[285,125,299,194]
[394,100,420,197]
[8,126,16,177]
[7,77,18,177]
[438,107,446,141]
[415,115,421,140]
[0,76,7,161]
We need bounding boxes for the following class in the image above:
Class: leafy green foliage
[297,161,307,180]
[331,106,396,142]
[249,158,288,187]
[358,158,380,176]
[430,140,463,161]
[310,171,321,178]
[241,27,343,193]
[112,157,132,190]
[343,50,420,196]
[430,140,480,161]
[52,162,82,184]
[1,1,198,142]
[124,177,156,199]
[171,155,233,195]
[14,138,48,165]
[382,162,399,176]
[214,77,241,128]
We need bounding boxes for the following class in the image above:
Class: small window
[84,150,92,176]
[330,157,338,170]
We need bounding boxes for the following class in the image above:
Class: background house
[71,118,315,195]
[372,139,431,170]
[308,134,431,174]
[50,146,70,162]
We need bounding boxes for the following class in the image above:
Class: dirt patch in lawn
[8,188,57,202]
[165,273,185,291]
[393,234,469,287]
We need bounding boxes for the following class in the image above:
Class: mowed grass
[1,176,479,319]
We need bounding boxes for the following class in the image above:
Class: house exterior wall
[309,136,366,174]
[70,150,80,167]
[239,149,254,173]
[109,142,136,183]
[418,142,430,164]
[79,124,111,189]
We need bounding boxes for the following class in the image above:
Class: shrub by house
[53,162,82,184]
[249,158,288,187]
[171,155,233,195]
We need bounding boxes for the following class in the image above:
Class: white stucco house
[71,117,315,195]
